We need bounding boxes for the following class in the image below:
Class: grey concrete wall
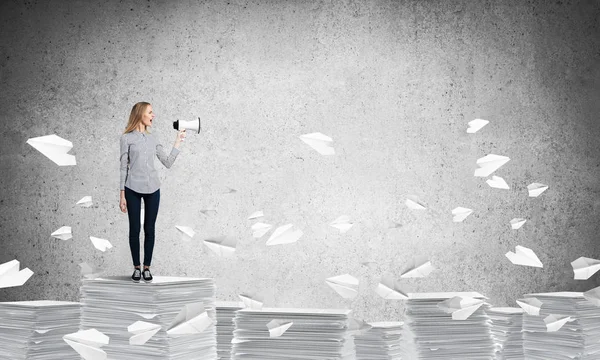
[0,0,599,322]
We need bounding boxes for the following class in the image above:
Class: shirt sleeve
[119,135,129,190]
[156,142,180,169]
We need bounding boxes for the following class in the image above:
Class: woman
[119,102,186,283]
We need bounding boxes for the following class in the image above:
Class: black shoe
[131,268,141,283]
[142,268,153,283]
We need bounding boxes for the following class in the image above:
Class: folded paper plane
[528,183,548,197]
[203,236,237,257]
[239,294,264,309]
[467,119,489,133]
[79,262,103,279]
[175,226,195,242]
[486,175,509,189]
[77,196,93,208]
[128,321,161,345]
[506,245,543,268]
[401,257,434,278]
[452,207,473,222]
[167,303,213,335]
[584,286,600,306]
[267,319,293,337]
[325,274,359,299]
[571,257,600,280]
[405,197,426,210]
[248,210,264,220]
[510,218,527,229]
[63,328,109,360]
[27,134,76,166]
[51,226,72,240]
[90,237,113,252]
[299,132,335,155]
[516,297,543,315]
[375,274,408,300]
[330,215,354,233]
[544,314,572,332]
[474,154,510,177]
[266,224,303,245]
[0,259,34,289]
[437,296,484,320]
[251,222,272,238]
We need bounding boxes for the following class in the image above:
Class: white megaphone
[173,117,201,133]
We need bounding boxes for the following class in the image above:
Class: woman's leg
[142,188,160,267]
[125,187,143,267]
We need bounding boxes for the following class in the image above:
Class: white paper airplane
[266,224,303,246]
[128,321,161,345]
[584,286,600,306]
[239,294,263,309]
[516,297,543,315]
[506,245,543,268]
[325,274,359,299]
[167,303,213,335]
[63,328,109,360]
[79,263,103,279]
[267,319,293,337]
[405,197,426,210]
[544,314,572,332]
[528,183,548,197]
[437,296,484,320]
[330,215,354,233]
[251,222,272,238]
[90,237,113,252]
[27,134,76,166]
[467,119,489,133]
[401,257,434,278]
[452,207,473,222]
[375,274,408,300]
[76,196,93,208]
[474,154,510,177]
[248,210,264,220]
[510,218,527,229]
[51,226,72,240]
[0,259,34,289]
[203,236,237,257]
[299,132,335,155]
[571,257,600,280]
[175,226,195,242]
[486,175,509,189]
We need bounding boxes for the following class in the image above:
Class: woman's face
[141,105,155,127]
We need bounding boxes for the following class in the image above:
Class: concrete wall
[1,0,599,321]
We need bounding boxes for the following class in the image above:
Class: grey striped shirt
[120,130,180,193]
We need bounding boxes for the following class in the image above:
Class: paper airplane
[27,134,76,166]
[584,286,600,306]
[267,319,293,337]
[401,257,434,278]
[0,259,34,289]
[248,210,264,220]
[510,218,527,229]
[90,236,113,252]
[76,196,93,208]
[544,314,572,332]
[175,226,195,242]
[325,274,359,299]
[251,222,272,238]
[167,303,213,335]
[506,245,543,268]
[239,294,264,309]
[203,236,237,257]
[474,154,510,177]
[375,274,408,300]
[79,263,103,279]
[299,132,335,155]
[516,297,543,315]
[571,257,600,280]
[467,119,489,133]
[330,215,354,233]
[486,175,509,189]
[128,321,161,345]
[437,296,485,320]
[348,318,372,335]
[452,207,473,222]
[266,224,303,246]
[405,197,426,210]
[51,226,72,240]
[528,183,548,197]
[63,328,109,360]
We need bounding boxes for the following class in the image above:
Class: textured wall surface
[0,0,599,322]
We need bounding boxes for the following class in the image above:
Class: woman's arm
[119,135,129,212]
[156,130,186,169]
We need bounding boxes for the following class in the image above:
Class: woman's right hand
[119,195,127,213]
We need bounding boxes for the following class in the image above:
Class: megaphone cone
[173,117,201,134]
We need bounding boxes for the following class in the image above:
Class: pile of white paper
[404,292,494,359]
[0,300,81,360]
[80,276,216,360]
[522,292,600,359]
[354,321,404,360]
[216,301,243,360]
[487,307,524,360]
[231,308,355,359]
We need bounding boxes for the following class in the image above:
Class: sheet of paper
[167,303,213,335]
[486,175,509,189]
[325,274,359,299]
[506,245,543,268]
[77,196,93,208]
[401,257,434,278]
[239,294,264,309]
[51,226,72,240]
[266,224,303,246]
[452,207,473,222]
[571,257,600,280]
[405,196,426,210]
[175,225,195,242]
[128,321,161,345]
[248,210,264,220]
[437,296,484,320]
[528,182,548,197]
[544,314,572,332]
[375,274,408,300]
[63,329,109,360]
[90,236,113,252]
[299,132,335,155]
[474,154,510,177]
[27,134,76,166]
[251,222,272,238]
[516,297,543,315]
[510,218,527,229]
[330,215,354,233]
[267,319,293,337]
[0,259,34,289]
[467,119,489,133]
[203,236,237,257]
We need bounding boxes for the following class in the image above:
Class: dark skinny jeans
[124,186,160,267]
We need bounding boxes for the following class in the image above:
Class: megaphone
[173,117,201,133]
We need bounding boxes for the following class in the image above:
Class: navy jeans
[125,186,160,267]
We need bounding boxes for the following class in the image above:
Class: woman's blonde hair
[123,102,151,134]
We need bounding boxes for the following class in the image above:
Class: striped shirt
[120,130,180,193]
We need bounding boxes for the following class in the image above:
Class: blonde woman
[119,102,186,283]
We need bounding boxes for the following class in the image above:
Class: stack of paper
[354,321,404,360]
[487,307,524,360]
[80,276,216,359]
[404,292,494,359]
[231,308,355,359]
[216,301,243,360]
[0,300,81,360]
[522,292,600,359]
